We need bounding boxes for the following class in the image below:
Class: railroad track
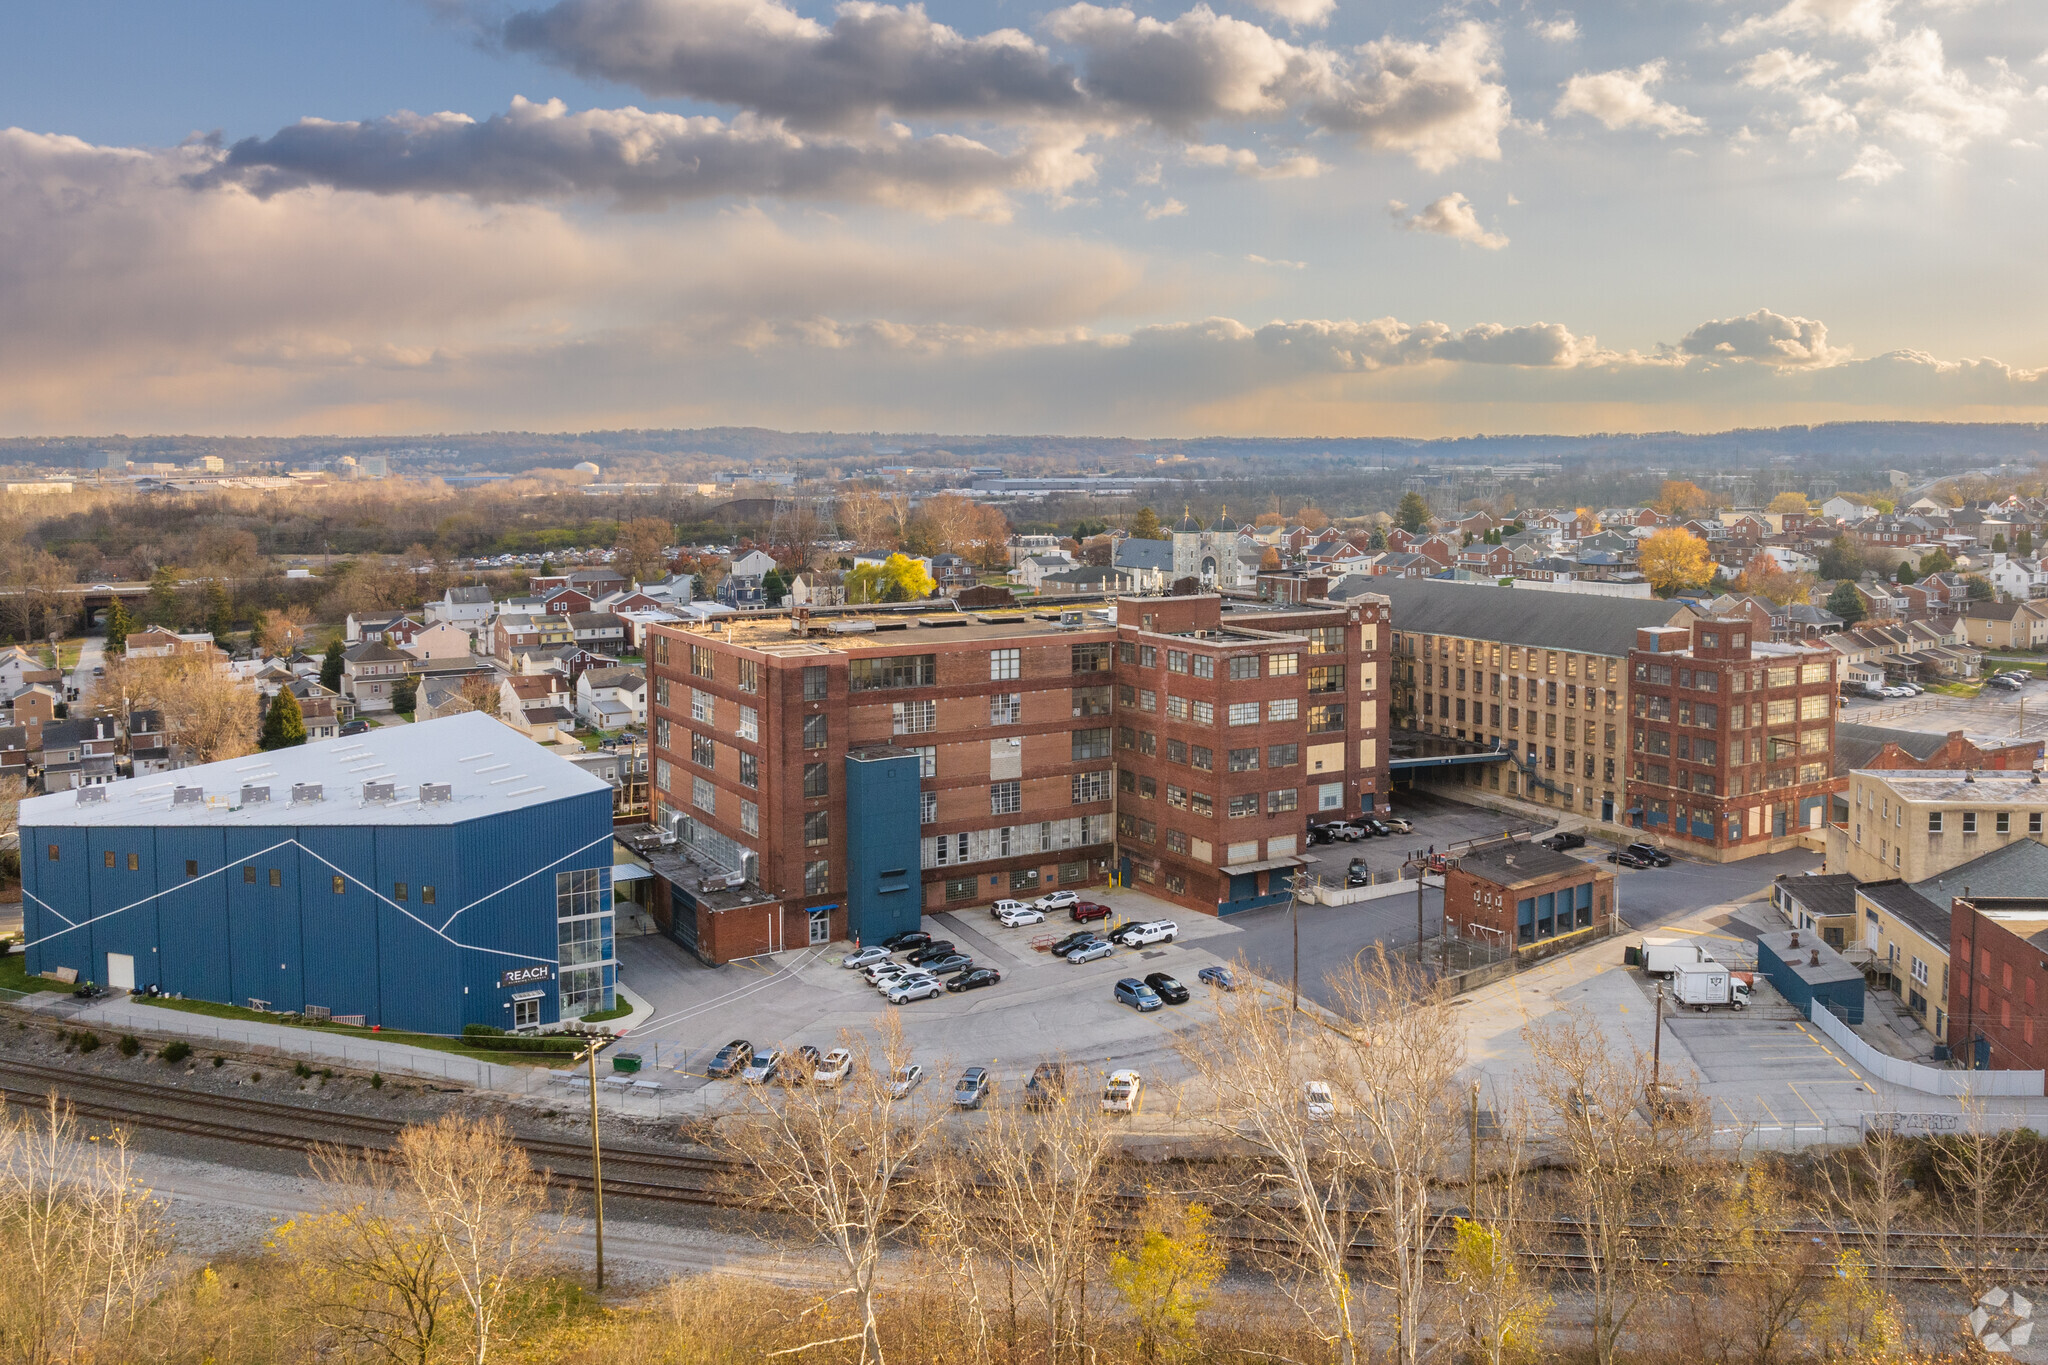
[0,1060,2026,1284]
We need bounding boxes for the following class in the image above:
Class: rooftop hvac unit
[291,782,324,804]
[363,781,396,803]
[75,786,107,806]
[172,786,204,807]
[420,782,453,805]
[240,784,272,805]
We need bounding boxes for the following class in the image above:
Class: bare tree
[1928,1093,2046,1302]
[397,1115,557,1365]
[1818,1116,1920,1299]
[838,486,908,553]
[770,497,831,574]
[1442,1089,1549,1365]
[1708,1162,1833,1365]
[0,1096,168,1365]
[723,1017,952,1365]
[613,517,673,586]
[93,654,260,762]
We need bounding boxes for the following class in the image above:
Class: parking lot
[1841,668,2048,745]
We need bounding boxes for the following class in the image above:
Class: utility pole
[1291,876,1301,1013]
[1652,983,1665,1091]
[580,1034,615,1292]
[1468,1080,1480,1209]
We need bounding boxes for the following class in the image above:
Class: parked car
[1049,931,1100,958]
[881,930,932,953]
[1307,823,1339,845]
[1625,842,1673,867]
[879,971,938,997]
[1101,1069,1144,1114]
[707,1040,754,1078]
[952,1067,993,1109]
[918,952,974,976]
[1068,939,1115,964]
[842,946,890,970]
[1352,817,1391,838]
[1197,965,1238,991]
[740,1049,783,1084]
[865,959,919,984]
[1109,919,1177,947]
[887,1065,925,1100]
[1305,1080,1336,1120]
[1325,822,1365,842]
[814,1048,854,1086]
[1032,890,1081,913]
[339,719,371,736]
[1145,971,1189,1004]
[907,941,958,965]
[1114,977,1163,1011]
[996,904,1046,927]
[990,898,1034,918]
[886,977,944,1004]
[1382,815,1413,834]
[1024,1062,1067,1109]
[1540,831,1586,852]
[1607,850,1651,869]
[1069,900,1114,923]
[946,966,1003,992]
[790,1044,823,1082]
[1346,859,1370,888]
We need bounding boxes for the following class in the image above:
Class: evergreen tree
[1992,533,2008,553]
[1920,548,1955,576]
[1965,574,1993,601]
[319,639,345,692]
[1896,559,1916,585]
[104,598,133,655]
[391,674,418,715]
[1816,534,1861,582]
[1825,580,1866,625]
[203,579,233,642]
[259,687,308,750]
[761,568,789,605]
[1396,491,1432,534]
[2017,528,2034,557]
[144,566,178,626]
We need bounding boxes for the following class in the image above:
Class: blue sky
[2,0,2044,437]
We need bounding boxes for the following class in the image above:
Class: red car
[1071,900,1113,923]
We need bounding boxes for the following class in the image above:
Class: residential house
[529,566,627,599]
[0,725,27,775]
[785,571,846,607]
[398,619,475,661]
[344,612,422,645]
[500,674,575,741]
[1986,555,2047,601]
[492,613,573,662]
[715,549,781,608]
[122,626,215,660]
[1037,564,1138,595]
[425,584,496,633]
[415,674,486,722]
[537,585,594,616]
[1957,599,2048,651]
[930,553,978,590]
[567,611,627,653]
[0,647,57,697]
[614,606,684,649]
[341,640,411,713]
[1016,554,1075,590]
[1820,496,1879,522]
[9,685,58,750]
[126,709,175,771]
[576,667,647,730]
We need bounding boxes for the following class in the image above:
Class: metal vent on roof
[172,786,204,807]
[75,786,107,806]
[292,782,324,804]
[363,781,396,803]
[420,782,453,804]
[240,784,271,805]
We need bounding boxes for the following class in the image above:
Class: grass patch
[576,999,633,1024]
[1926,681,1982,698]
[132,996,568,1067]
[0,950,76,995]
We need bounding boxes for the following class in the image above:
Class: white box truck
[1673,963,1752,1011]
[1641,936,1718,977]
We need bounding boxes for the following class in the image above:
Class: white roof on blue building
[21,712,611,828]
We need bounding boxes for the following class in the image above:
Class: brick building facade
[1623,617,1842,860]
[1442,839,1618,956]
[1947,896,2048,1073]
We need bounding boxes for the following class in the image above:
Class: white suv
[996,904,1047,927]
[1032,890,1081,913]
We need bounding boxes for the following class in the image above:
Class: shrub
[212,1056,225,1068]
[293,1061,313,1080]
[160,1040,193,1064]
[462,1023,508,1037]
[72,1029,102,1053]
[370,1073,384,1089]
[116,1034,140,1058]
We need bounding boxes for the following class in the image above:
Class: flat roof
[1759,930,1863,986]
[19,712,611,828]
[1363,577,1692,658]
[685,608,1116,653]
[1849,769,2048,805]
[1454,838,1601,888]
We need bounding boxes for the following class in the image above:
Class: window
[740,800,759,835]
[1167,650,1189,674]
[656,717,671,751]
[1072,769,1111,804]
[920,791,938,824]
[1962,811,1977,834]
[805,811,830,845]
[1267,789,1298,814]
[691,688,713,723]
[992,780,1021,815]
[1911,955,1929,985]
[1270,653,1299,676]
[1302,625,1344,654]
[128,853,139,871]
[690,643,715,679]
[655,758,676,794]
[184,859,197,878]
[1996,812,2011,834]
[945,875,976,902]
[738,705,759,741]
[1192,701,1215,725]
[1268,742,1298,767]
[734,657,759,694]
[1318,781,1343,810]
[1228,702,1260,726]
[2033,813,2043,835]
[1267,698,1298,722]
[243,866,256,883]
[1166,830,1190,855]
[1166,695,1189,721]
[1228,747,1260,772]
[803,762,828,798]
[990,692,1022,725]
[1928,811,1943,833]
[693,776,716,814]
[739,752,758,788]
[1166,738,1188,764]
[333,875,346,894]
[892,700,937,735]
[1190,746,1213,771]
[1307,704,1345,734]
[850,654,936,691]
[990,648,1020,680]
[1167,784,1188,808]
[691,732,715,767]
[907,745,936,778]
[1191,791,1213,817]
[1192,656,1214,679]
[1230,656,1260,681]
[1799,694,1828,721]
[1120,768,1137,794]
[1056,638,1111,678]
[394,881,408,902]
[803,665,828,701]
[1073,728,1112,760]
[1119,642,1136,664]
[47,845,58,862]
[1137,689,1156,713]
[1228,793,1259,818]
[1307,666,1345,694]
[421,885,434,905]
[1140,646,1157,668]
[806,860,830,895]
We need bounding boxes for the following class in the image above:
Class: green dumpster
[612,1052,643,1074]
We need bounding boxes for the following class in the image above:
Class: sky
[2,0,2045,439]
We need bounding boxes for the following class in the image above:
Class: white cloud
[1242,0,1336,31]
[1676,308,1843,365]
[211,96,1097,219]
[1183,142,1326,176]
[1850,27,2022,152]
[1839,141,1905,181]
[1144,197,1188,218]
[1554,61,1706,136]
[1737,48,1835,90]
[1529,14,1579,43]
[1301,21,1513,172]
[1246,253,1307,267]
[1389,191,1509,248]
[1722,0,1897,45]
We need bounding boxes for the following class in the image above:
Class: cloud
[1300,21,1513,171]
[1389,191,1508,248]
[1554,61,1706,135]
[1246,253,1306,267]
[1183,142,1326,176]
[209,96,1096,218]
[1241,0,1336,31]
[1529,14,1579,43]
[1736,48,1835,90]
[1838,141,1904,181]
[1722,0,1896,45]
[1144,197,1187,218]
[1045,3,1307,128]
[1677,308,1843,365]
[1849,27,2022,152]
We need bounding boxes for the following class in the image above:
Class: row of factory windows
[45,844,446,904]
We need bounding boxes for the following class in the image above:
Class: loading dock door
[106,953,135,992]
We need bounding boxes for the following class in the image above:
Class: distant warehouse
[17,713,617,1035]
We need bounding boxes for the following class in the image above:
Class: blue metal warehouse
[18,712,617,1035]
